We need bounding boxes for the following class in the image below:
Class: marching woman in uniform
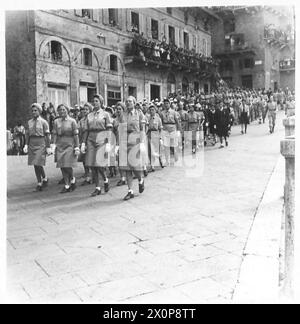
[114,102,127,187]
[52,104,80,193]
[78,103,93,186]
[23,103,51,192]
[81,94,112,197]
[118,96,146,201]
[147,103,162,172]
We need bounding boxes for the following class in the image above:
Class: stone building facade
[211,6,295,90]
[6,7,218,127]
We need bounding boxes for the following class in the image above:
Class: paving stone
[137,237,183,254]
[5,284,31,303]
[76,261,145,285]
[176,278,232,301]
[7,243,66,265]
[174,244,227,262]
[122,287,193,303]
[75,277,158,302]
[21,273,87,299]
[7,261,48,284]
[35,251,112,276]
[29,290,83,304]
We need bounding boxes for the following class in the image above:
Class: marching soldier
[266,95,278,134]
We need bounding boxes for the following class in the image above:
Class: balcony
[264,25,293,47]
[125,34,218,77]
[279,59,295,71]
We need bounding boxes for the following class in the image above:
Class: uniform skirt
[240,112,249,124]
[85,132,108,168]
[119,132,144,172]
[77,152,86,163]
[28,136,47,166]
[55,136,77,168]
[161,130,178,148]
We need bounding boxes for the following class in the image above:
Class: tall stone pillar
[280,116,295,298]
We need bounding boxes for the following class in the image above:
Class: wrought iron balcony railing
[125,34,218,74]
[279,59,295,70]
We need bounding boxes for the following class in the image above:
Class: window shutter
[180,30,184,48]
[126,9,132,31]
[117,9,123,29]
[140,13,145,36]
[164,24,169,43]
[98,9,103,24]
[175,27,180,47]
[102,8,109,25]
[158,21,164,41]
[146,16,152,38]
[189,33,193,50]
[74,9,82,17]
[92,9,99,22]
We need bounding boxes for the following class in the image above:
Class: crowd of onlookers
[130,33,218,69]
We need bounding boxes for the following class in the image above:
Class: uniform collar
[61,115,70,121]
[93,108,103,114]
[126,108,137,115]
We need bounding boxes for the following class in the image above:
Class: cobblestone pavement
[6,113,285,303]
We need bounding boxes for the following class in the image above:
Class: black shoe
[42,179,48,187]
[70,181,76,192]
[117,180,126,186]
[104,181,109,193]
[139,180,145,194]
[58,178,65,185]
[124,192,134,201]
[91,189,101,197]
[60,186,71,194]
[225,141,228,147]
[34,185,43,192]
[144,170,148,177]
[150,167,155,173]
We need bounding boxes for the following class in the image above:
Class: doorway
[150,84,160,101]
[241,75,253,89]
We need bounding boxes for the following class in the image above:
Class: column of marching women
[23,86,295,199]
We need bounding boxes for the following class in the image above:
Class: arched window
[83,48,92,66]
[50,41,62,62]
[110,55,118,72]
[41,40,70,64]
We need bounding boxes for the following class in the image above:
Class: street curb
[233,156,285,303]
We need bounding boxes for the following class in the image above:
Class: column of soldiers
[23,87,295,200]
